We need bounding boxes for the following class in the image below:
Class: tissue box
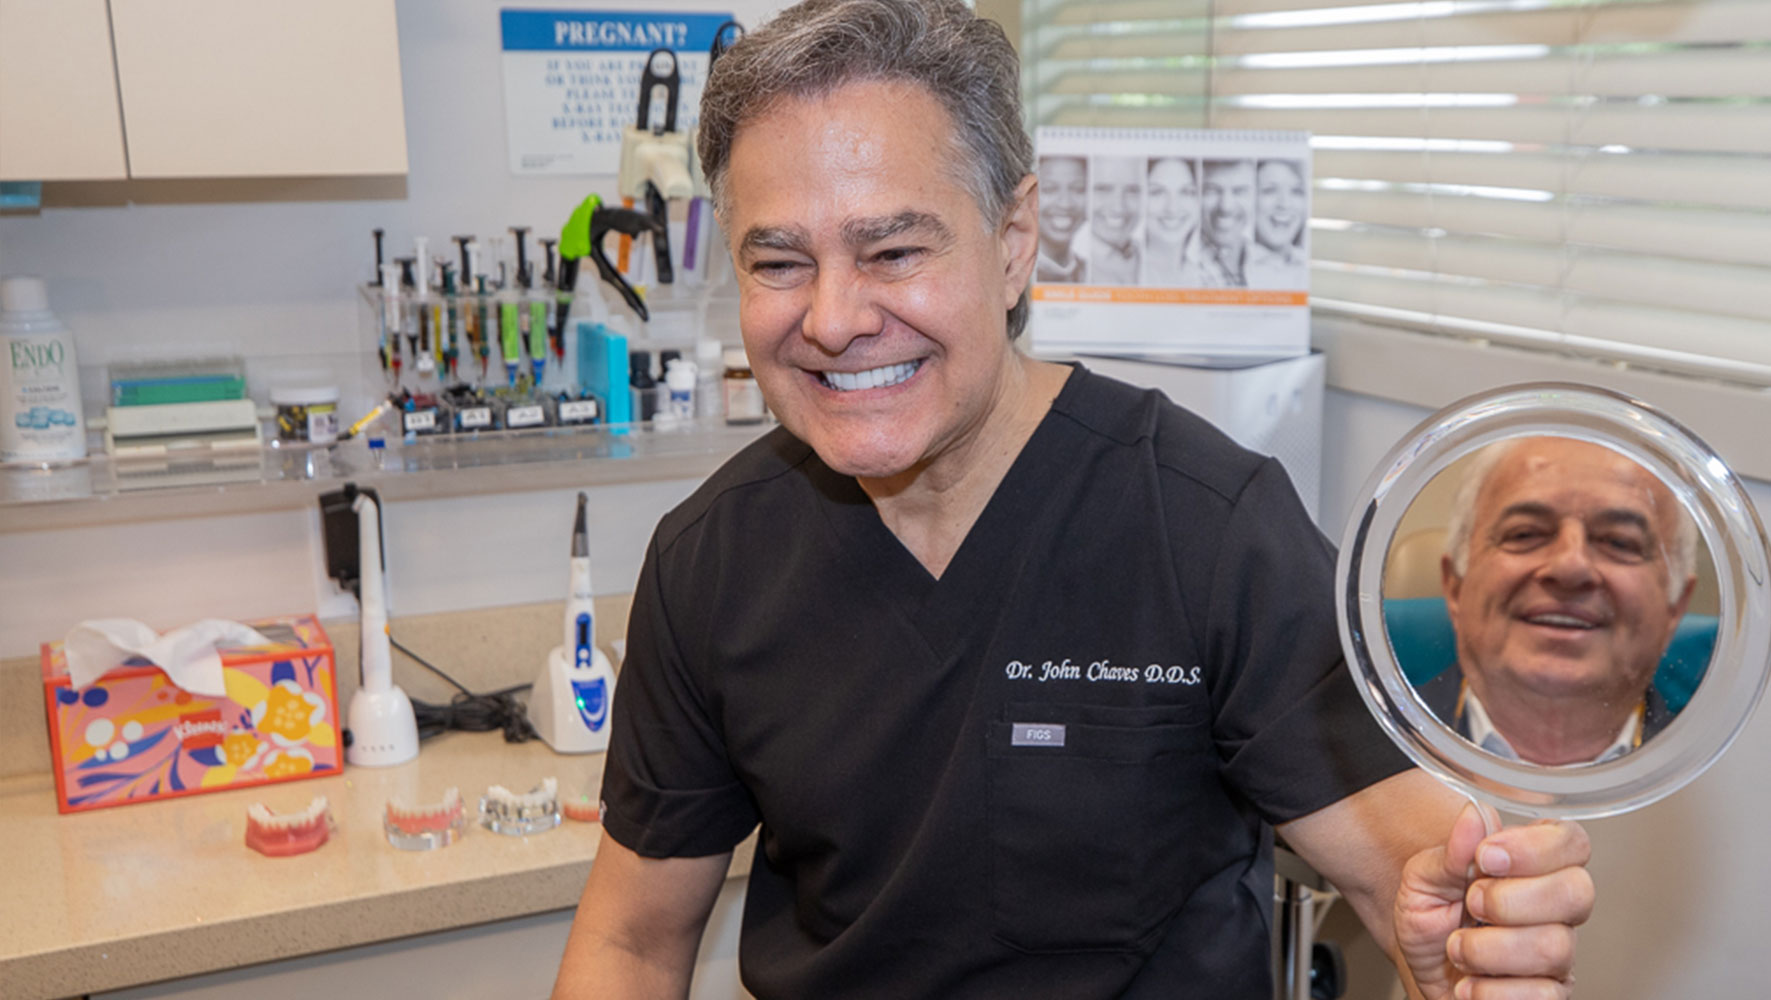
[40,615,340,814]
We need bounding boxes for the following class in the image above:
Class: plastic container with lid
[661,357,697,425]
[694,338,724,419]
[0,276,86,463]
[270,384,341,445]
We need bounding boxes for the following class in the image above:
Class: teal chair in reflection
[1383,597,1717,715]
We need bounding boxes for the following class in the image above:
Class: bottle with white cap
[0,276,86,463]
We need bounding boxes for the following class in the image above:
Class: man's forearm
[551,842,733,1000]
[553,933,698,1000]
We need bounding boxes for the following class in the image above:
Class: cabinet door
[0,0,129,180]
[108,0,408,178]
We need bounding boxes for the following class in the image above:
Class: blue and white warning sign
[501,8,734,175]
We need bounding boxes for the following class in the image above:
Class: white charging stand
[345,492,418,767]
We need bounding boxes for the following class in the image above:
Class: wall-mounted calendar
[1030,127,1312,359]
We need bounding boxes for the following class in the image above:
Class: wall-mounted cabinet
[0,0,408,182]
[0,0,129,180]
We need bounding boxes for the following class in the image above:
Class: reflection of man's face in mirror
[1440,438,1698,765]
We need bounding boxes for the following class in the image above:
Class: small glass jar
[722,348,766,425]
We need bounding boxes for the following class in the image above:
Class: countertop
[0,725,754,998]
[0,705,753,999]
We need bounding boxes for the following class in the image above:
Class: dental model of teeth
[385,787,468,851]
[245,796,334,857]
[561,792,601,824]
[822,360,920,392]
[479,777,562,836]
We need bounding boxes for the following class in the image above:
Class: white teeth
[389,787,461,821]
[1527,614,1596,629]
[822,361,920,392]
[248,796,328,829]
[483,777,557,810]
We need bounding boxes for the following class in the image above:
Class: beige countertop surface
[0,599,754,1000]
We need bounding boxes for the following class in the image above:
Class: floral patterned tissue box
[40,616,340,813]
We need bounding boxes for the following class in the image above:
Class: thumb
[1426,801,1494,899]
[1394,802,1495,998]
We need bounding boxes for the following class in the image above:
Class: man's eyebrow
[1493,501,1556,523]
[841,211,953,248]
[738,225,813,258]
[1590,507,1655,535]
[1492,503,1656,535]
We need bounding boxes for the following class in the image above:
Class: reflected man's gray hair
[1442,439,1698,597]
[697,0,1034,338]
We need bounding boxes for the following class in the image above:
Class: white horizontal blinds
[1209,0,1771,377]
[1021,0,1215,128]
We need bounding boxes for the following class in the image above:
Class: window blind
[1020,0,1771,383]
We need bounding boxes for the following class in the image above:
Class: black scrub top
[602,365,1409,998]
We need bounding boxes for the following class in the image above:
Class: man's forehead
[1205,163,1252,184]
[1481,440,1677,525]
[722,78,984,240]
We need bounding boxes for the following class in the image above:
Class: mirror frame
[1336,383,1771,819]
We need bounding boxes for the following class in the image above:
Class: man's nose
[802,268,882,354]
[1538,522,1601,588]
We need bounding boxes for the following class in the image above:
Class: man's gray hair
[697,0,1034,338]
[1442,439,1698,598]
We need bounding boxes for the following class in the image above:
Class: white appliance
[1079,352,1326,521]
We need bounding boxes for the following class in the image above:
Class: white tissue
[62,619,275,696]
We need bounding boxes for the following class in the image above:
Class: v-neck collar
[809,364,1086,655]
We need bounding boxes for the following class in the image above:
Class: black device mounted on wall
[317,482,383,599]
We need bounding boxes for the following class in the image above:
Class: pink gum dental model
[244,796,333,857]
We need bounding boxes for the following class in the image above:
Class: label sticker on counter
[559,399,599,423]
[506,404,546,428]
[1010,723,1066,748]
[458,407,493,430]
[403,410,437,432]
[500,8,733,175]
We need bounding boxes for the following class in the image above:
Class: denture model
[479,777,561,835]
[561,792,600,823]
[244,796,333,857]
[384,787,467,850]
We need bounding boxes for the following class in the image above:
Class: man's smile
[816,359,924,392]
[1517,603,1605,631]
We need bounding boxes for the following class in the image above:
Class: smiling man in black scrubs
[552,2,1594,998]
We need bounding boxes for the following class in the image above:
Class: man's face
[1201,161,1253,251]
[1089,157,1141,246]
[721,80,1036,482]
[1443,438,1695,713]
[1146,157,1198,245]
[1038,157,1087,246]
[1254,160,1306,252]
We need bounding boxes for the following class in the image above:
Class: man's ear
[1666,574,1698,644]
[1000,173,1039,311]
[1441,554,1463,617]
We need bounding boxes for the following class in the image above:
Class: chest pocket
[986,700,1215,953]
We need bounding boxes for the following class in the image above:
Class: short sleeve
[599,535,760,857]
[1202,459,1411,823]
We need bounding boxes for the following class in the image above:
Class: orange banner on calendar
[1032,286,1309,307]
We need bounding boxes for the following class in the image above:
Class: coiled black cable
[389,635,536,743]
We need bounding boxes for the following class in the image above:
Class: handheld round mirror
[1336,383,1771,819]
